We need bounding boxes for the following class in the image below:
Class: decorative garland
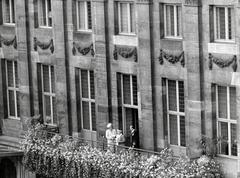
[34,37,54,54]
[209,53,237,72]
[113,45,138,62]
[0,34,17,49]
[72,42,95,56]
[159,49,185,67]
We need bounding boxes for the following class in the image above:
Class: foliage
[21,124,223,178]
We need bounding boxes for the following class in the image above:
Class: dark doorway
[0,158,17,178]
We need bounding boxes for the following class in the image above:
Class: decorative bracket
[159,49,185,67]
[209,53,237,72]
[34,37,54,54]
[0,35,17,49]
[113,45,138,62]
[72,42,95,56]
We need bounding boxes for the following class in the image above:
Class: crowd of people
[105,123,138,152]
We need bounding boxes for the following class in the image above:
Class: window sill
[75,30,92,34]
[2,23,15,27]
[6,117,20,121]
[213,40,236,44]
[217,154,238,160]
[162,37,183,41]
[38,26,53,29]
[118,33,137,37]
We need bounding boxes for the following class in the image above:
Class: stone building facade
[0,0,240,177]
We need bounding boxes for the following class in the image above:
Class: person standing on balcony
[116,129,125,146]
[130,125,139,148]
[105,123,116,152]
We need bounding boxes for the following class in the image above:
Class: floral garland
[113,45,138,62]
[209,53,237,72]
[159,49,185,67]
[72,42,95,56]
[21,124,223,178]
[34,37,54,54]
[0,34,17,49]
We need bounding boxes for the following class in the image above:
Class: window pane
[51,66,55,93]
[178,81,184,112]
[132,76,138,105]
[125,108,133,136]
[216,7,226,39]
[52,97,57,125]
[219,122,228,155]
[177,6,182,36]
[168,80,177,111]
[44,95,51,118]
[230,87,236,120]
[91,103,96,131]
[166,5,174,36]
[47,0,52,26]
[39,0,47,26]
[14,62,19,88]
[90,71,95,99]
[231,124,237,156]
[130,3,135,33]
[120,3,128,33]
[81,70,89,98]
[87,1,92,29]
[218,86,227,118]
[180,116,185,146]
[123,75,131,105]
[11,0,15,23]
[7,61,14,87]
[77,1,86,29]
[17,91,20,117]
[82,101,90,130]
[4,0,10,23]
[8,90,15,116]
[43,65,50,92]
[169,114,178,145]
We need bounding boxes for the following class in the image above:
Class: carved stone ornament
[0,34,17,49]
[159,49,185,67]
[113,45,138,62]
[209,53,237,72]
[34,37,54,54]
[72,42,95,56]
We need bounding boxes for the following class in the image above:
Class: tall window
[77,69,96,131]
[5,60,19,119]
[38,0,52,27]
[76,0,92,31]
[216,85,237,156]
[3,0,15,24]
[40,65,56,125]
[164,4,182,38]
[166,79,185,146]
[214,6,234,41]
[118,2,135,34]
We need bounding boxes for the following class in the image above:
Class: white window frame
[5,60,19,120]
[166,79,185,147]
[79,69,96,131]
[118,2,136,35]
[216,85,237,156]
[76,0,92,32]
[213,6,235,42]
[120,74,138,135]
[41,65,56,126]
[38,0,52,28]
[163,4,182,39]
[2,0,15,25]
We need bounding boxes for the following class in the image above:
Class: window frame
[41,65,56,126]
[5,60,19,120]
[213,6,235,42]
[2,0,15,25]
[76,0,92,32]
[166,79,185,147]
[78,69,96,131]
[216,85,237,157]
[117,2,136,35]
[38,0,52,28]
[163,4,182,39]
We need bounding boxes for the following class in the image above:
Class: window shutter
[209,6,214,42]
[114,2,119,34]
[159,3,164,39]
[33,0,39,28]
[75,69,82,132]
[211,84,217,140]
[37,64,43,123]
[0,0,3,25]
[1,59,8,118]
[117,73,123,130]
[162,78,168,140]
